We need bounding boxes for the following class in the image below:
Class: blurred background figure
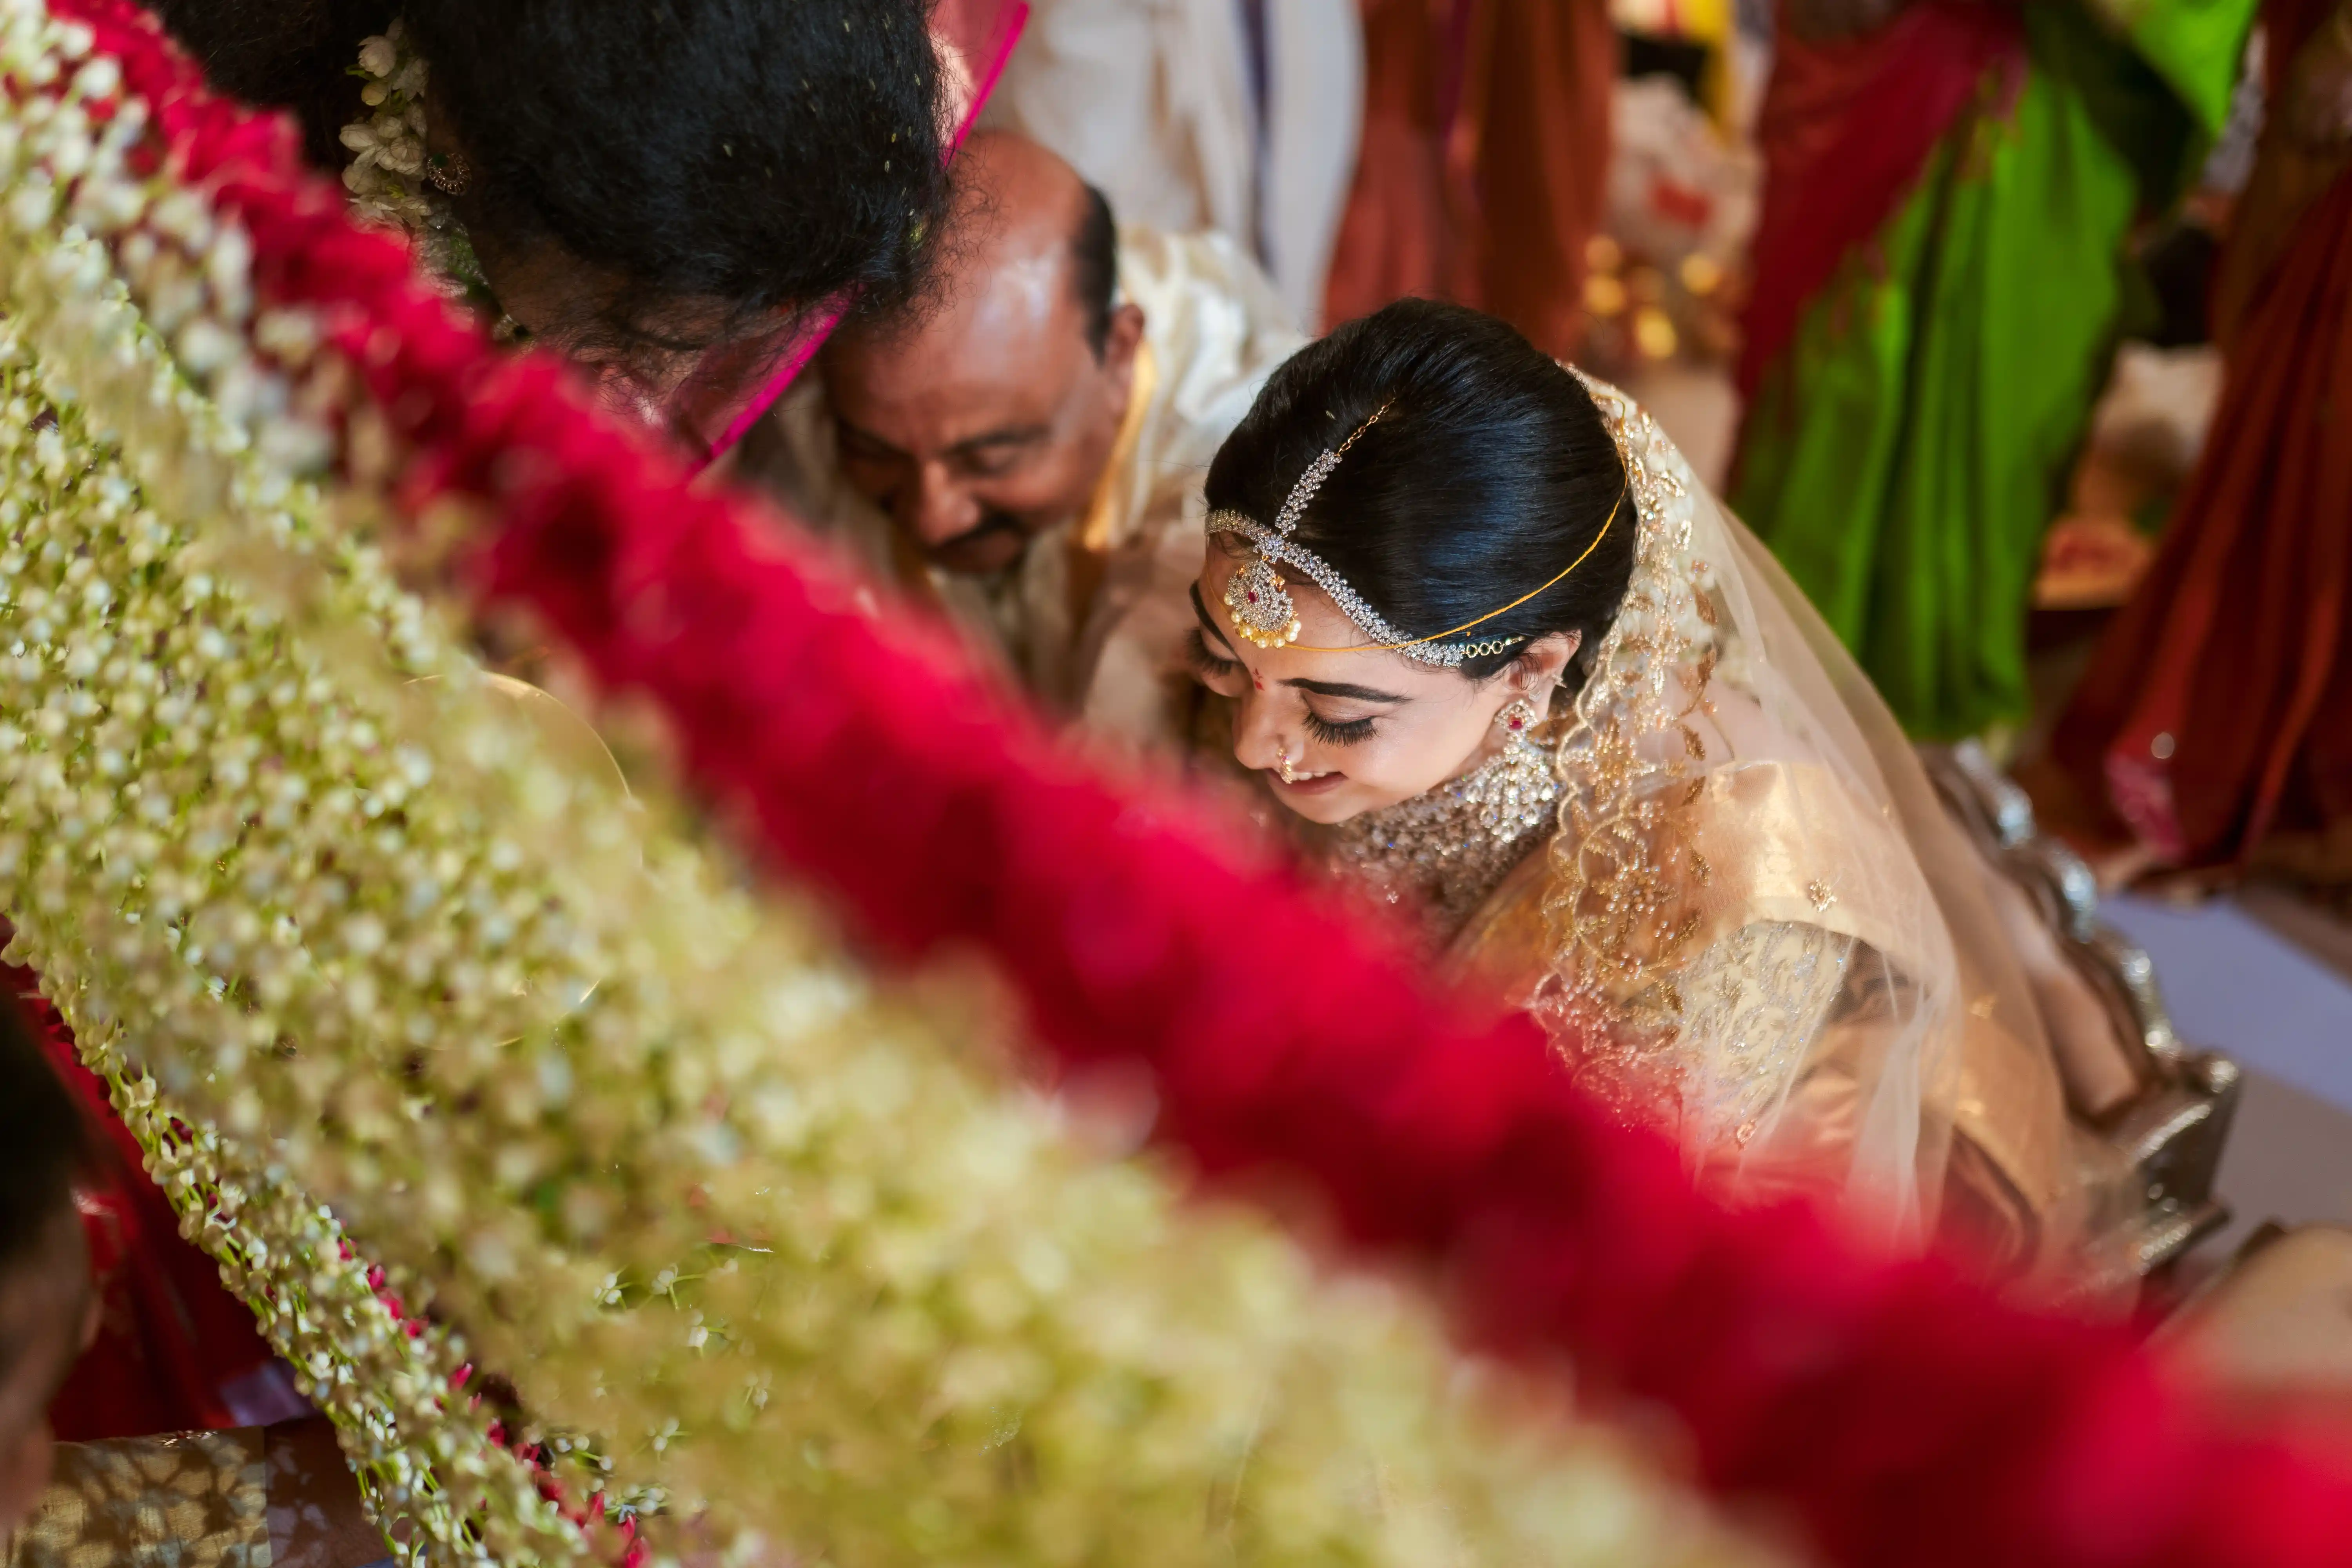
[982,0,1362,332]
[742,132,1304,750]
[1577,63,1759,486]
[2048,0,2352,891]
[0,992,386,1567]
[153,0,1004,464]
[1726,0,2256,742]
[1322,0,1619,362]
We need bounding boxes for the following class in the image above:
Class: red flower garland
[50,5,2352,1566]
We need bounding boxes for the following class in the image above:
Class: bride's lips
[1267,768,1347,797]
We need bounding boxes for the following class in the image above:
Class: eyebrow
[1284,677,1406,703]
[946,424,1051,460]
[832,417,904,457]
[833,419,1051,461]
[1189,584,1408,704]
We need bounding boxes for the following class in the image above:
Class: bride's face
[1191,542,1565,825]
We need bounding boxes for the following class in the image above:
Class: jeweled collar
[1327,734,1561,941]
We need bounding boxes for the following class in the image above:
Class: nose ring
[1274,743,1302,785]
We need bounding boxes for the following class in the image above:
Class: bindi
[1251,669,1265,692]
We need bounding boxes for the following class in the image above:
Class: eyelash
[1187,629,1380,745]
[1303,711,1377,746]
[1185,628,1240,679]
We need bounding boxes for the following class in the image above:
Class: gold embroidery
[1682,922,1855,1147]
[10,1432,269,1568]
[1543,381,1716,1053]
[1528,382,1906,1161]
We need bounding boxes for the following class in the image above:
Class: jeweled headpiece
[1206,402,1620,669]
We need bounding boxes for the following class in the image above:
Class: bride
[1186,299,2132,1276]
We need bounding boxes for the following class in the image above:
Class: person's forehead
[826,259,1089,437]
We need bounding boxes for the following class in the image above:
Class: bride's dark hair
[1203,298,1636,683]
[153,0,948,354]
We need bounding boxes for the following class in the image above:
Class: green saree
[1730,0,2253,739]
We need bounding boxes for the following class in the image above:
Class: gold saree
[1437,379,2128,1277]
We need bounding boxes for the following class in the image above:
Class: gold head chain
[1206,399,1623,668]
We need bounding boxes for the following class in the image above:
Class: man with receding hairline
[742,130,1303,748]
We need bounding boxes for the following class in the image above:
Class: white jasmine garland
[341,22,431,232]
[0,8,1778,1568]
[339,19,505,326]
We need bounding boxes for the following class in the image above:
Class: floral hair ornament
[1207,403,1622,669]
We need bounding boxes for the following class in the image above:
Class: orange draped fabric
[1321,0,1615,360]
[2051,0,2352,876]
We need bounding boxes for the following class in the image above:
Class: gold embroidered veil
[1455,378,2111,1265]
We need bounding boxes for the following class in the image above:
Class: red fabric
[1323,0,1615,358]
[15,951,628,1552]
[2053,1,2352,872]
[1736,0,2025,396]
[42,7,2352,1565]
[6,971,279,1441]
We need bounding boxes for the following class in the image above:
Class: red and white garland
[27,4,2352,1568]
[0,6,1777,1566]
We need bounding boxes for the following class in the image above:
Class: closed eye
[1302,710,1377,746]
[1185,626,1241,680]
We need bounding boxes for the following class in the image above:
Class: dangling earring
[1494,696,1543,738]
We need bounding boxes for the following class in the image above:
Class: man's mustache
[926,508,1027,561]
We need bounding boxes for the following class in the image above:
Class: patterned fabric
[1440,378,2131,1272]
[8,1432,268,1568]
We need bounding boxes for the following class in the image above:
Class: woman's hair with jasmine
[155,0,951,354]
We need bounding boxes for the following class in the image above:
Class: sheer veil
[1499,377,2086,1256]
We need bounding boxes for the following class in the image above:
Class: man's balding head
[822,132,1145,575]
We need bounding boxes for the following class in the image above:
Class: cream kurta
[753,224,1305,749]
[978,0,1362,331]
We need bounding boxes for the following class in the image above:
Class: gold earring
[1495,696,1542,737]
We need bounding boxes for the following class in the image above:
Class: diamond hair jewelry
[1331,732,1561,936]
[1206,404,1623,670]
[1213,403,1390,652]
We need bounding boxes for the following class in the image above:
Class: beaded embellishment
[1330,734,1563,938]
[1206,397,1606,670]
